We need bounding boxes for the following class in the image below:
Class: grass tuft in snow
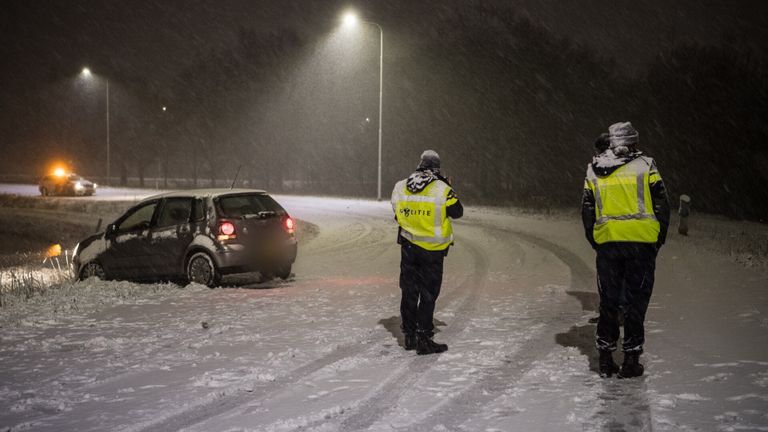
[0,264,72,308]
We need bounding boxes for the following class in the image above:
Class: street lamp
[80,67,110,186]
[342,11,384,201]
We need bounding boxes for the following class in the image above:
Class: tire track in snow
[288,236,491,432]
[291,208,396,277]
[395,224,653,432]
[138,231,489,432]
[131,334,390,432]
[284,200,390,257]
[303,220,375,255]
[130,204,449,432]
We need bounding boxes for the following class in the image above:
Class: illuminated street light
[341,11,384,201]
[80,67,110,186]
[342,12,358,27]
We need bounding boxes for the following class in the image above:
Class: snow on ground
[0,186,767,431]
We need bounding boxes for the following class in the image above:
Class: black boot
[619,352,644,378]
[404,334,417,351]
[416,335,448,355]
[598,350,619,378]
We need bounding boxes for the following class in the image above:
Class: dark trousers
[399,239,445,338]
[596,243,657,353]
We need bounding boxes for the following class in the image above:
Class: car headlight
[93,183,98,189]
[74,181,84,190]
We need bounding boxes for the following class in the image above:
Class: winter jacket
[393,169,463,250]
[581,151,670,250]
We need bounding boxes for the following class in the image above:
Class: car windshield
[216,194,285,218]
[67,174,83,181]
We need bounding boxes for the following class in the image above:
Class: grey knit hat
[418,150,441,170]
[608,122,639,150]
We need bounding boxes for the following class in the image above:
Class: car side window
[117,202,158,232]
[192,198,205,222]
[156,198,193,228]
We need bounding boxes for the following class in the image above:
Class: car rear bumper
[213,239,297,274]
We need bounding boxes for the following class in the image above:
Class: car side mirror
[105,223,117,237]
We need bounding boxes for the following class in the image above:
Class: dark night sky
[1,0,766,176]
[3,0,766,90]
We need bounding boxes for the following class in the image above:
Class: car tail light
[283,216,295,235]
[218,221,236,241]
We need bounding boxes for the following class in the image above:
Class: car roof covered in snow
[143,188,268,201]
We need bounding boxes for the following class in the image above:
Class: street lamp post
[81,67,110,186]
[343,12,384,200]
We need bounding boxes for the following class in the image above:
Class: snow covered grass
[470,204,768,267]
[0,193,133,219]
[0,265,72,308]
[677,214,768,267]
[0,275,206,327]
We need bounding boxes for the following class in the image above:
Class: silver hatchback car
[72,189,297,287]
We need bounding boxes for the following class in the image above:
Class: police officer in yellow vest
[581,122,670,378]
[392,150,463,355]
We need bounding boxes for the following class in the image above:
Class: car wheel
[79,261,106,280]
[276,264,292,280]
[40,187,48,197]
[186,252,221,288]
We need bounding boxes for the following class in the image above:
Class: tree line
[61,4,768,220]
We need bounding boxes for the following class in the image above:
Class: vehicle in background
[39,171,97,196]
[71,189,298,287]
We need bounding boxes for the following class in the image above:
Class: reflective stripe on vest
[587,157,660,244]
[392,179,454,250]
[398,229,454,245]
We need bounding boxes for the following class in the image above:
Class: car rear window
[216,194,285,218]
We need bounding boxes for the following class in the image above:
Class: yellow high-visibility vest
[586,156,661,244]
[391,179,457,251]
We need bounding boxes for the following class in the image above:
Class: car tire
[276,264,292,280]
[186,252,221,288]
[40,187,48,197]
[79,261,106,280]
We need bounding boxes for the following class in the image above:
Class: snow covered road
[1,187,767,431]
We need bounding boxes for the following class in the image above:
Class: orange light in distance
[46,244,62,257]
[53,167,66,177]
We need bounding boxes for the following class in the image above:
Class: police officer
[391,150,463,355]
[581,122,670,378]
